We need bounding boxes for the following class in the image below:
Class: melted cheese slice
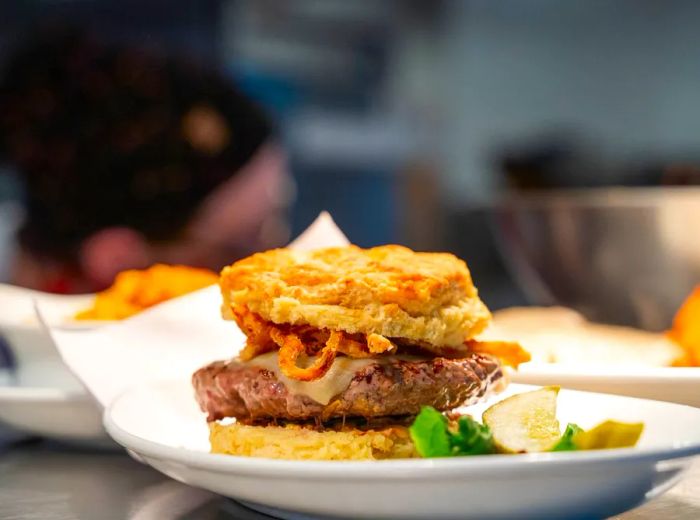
[246,352,375,405]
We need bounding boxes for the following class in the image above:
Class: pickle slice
[482,386,562,453]
[573,420,644,450]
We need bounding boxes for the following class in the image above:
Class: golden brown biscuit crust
[209,421,418,460]
[220,245,491,347]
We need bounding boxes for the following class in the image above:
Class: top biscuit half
[219,245,492,347]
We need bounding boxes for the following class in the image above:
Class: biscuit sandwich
[193,245,529,460]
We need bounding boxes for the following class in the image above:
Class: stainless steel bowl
[493,187,700,331]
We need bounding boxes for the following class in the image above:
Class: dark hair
[0,28,272,262]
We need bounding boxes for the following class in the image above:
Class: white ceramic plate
[0,284,102,374]
[488,307,700,407]
[104,381,700,520]
[512,365,700,408]
[0,283,98,330]
[0,380,105,442]
[0,284,111,441]
[0,357,106,443]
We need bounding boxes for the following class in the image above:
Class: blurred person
[0,29,290,293]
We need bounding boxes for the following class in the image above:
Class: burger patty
[192,354,503,422]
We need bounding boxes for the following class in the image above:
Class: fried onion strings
[272,329,339,381]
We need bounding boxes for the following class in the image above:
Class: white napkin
[39,212,350,407]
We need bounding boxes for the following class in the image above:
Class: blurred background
[1,0,699,328]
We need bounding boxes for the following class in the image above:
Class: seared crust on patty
[193,354,503,422]
[220,245,491,347]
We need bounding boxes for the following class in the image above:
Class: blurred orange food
[668,286,700,367]
[75,264,218,321]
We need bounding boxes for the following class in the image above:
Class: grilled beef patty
[193,354,503,422]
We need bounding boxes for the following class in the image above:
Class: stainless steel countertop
[1,429,699,520]
[0,431,272,520]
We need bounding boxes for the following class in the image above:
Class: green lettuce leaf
[409,406,495,457]
[550,423,584,452]
[451,415,495,455]
[409,406,452,457]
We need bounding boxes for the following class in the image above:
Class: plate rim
[103,381,700,478]
[0,384,90,402]
[516,364,700,380]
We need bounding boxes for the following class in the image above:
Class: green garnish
[451,415,496,455]
[550,423,584,452]
[409,406,451,457]
[409,406,495,457]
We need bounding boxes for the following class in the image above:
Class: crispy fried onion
[465,339,531,368]
[231,306,529,380]
[233,307,278,361]
[232,307,396,380]
[269,329,397,381]
[271,329,339,381]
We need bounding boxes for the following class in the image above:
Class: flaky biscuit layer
[209,421,417,460]
[220,245,491,347]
